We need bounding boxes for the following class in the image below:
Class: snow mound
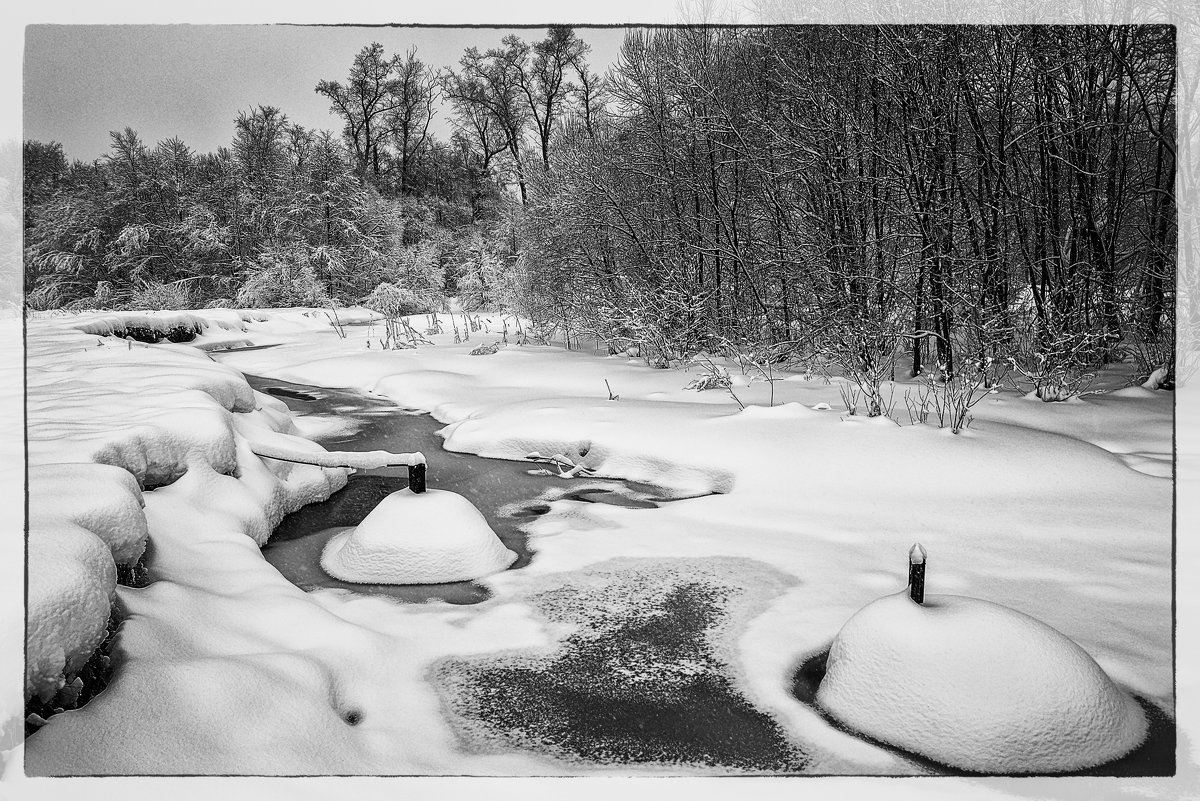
[320,488,517,585]
[68,310,206,339]
[28,463,148,566]
[26,525,116,702]
[815,591,1147,773]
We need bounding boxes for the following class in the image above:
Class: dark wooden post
[908,543,927,604]
[408,462,427,494]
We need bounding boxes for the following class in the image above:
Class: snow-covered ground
[2,307,1195,800]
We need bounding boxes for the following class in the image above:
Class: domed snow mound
[320,488,517,585]
[816,591,1147,773]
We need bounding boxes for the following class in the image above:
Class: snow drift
[816,591,1148,772]
[321,488,517,584]
[22,313,350,705]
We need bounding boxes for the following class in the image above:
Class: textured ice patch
[321,488,516,584]
[435,557,807,773]
[816,591,1147,773]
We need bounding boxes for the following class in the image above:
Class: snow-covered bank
[21,314,349,709]
[15,312,567,776]
[11,306,1180,787]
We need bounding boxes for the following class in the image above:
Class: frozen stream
[246,374,670,604]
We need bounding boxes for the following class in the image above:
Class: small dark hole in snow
[141,471,185,492]
[343,709,363,726]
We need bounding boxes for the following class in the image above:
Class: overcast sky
[23,24,629,162]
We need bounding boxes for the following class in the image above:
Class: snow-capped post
[408,462,427,494]
[908,543,927,604]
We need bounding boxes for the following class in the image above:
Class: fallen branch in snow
[525,450,596,478]
[249,441,426,469]
[685,355,744,409]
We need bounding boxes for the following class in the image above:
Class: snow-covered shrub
[363,282,424,318]
[455,234,508,313]
[683,355,745,408]
[362,282,431,349]
[1122,337,1174,390]
[905,359,1004,433]
[55,280,120,312]
[1008,353,1098,402]
[1007,320,1106,402]
[816,328,906,418]
[389,238,447,312]
[683,357,733,392]
[718,342,790,407]
[26,275,88,311]
[122,279,195,311]
[235,250,329,308]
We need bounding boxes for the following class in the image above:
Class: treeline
[23,113,507,312]
[22,26,603,316]
[21,29,595,313]
[23,25,1176,398]
[519,25,1176,401]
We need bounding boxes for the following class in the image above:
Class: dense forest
[23,25,1176,406]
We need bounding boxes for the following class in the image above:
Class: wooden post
[908,543,927,604]
[408,462,427,494]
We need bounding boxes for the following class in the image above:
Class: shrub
[122,280,195,311]
[1121,336,1174,390]
[905,359,1005,433]
[362,282,432,349]
[235,251,328,308]
[1006,320,1105,402]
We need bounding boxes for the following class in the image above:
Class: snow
[815,591,1147,772]
[7,306,1185,794]
[320,488,517,584]
[28,463,147,566]
[1143,366,1170,390]
[65,310,209,338]
[20,313,351,711]
[311,305,385,326]
[25,525,114,703]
